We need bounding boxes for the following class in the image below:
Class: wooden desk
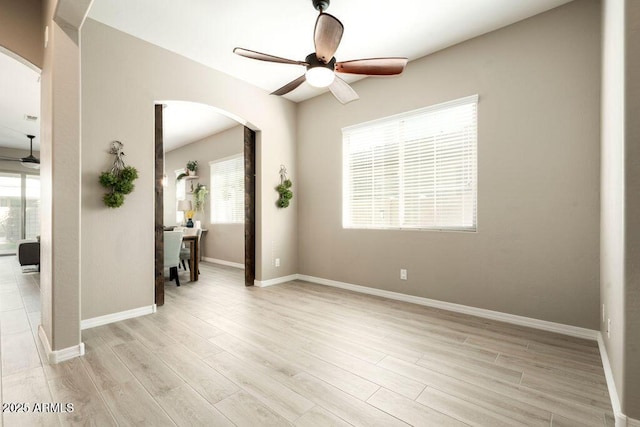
[182,235,199,282]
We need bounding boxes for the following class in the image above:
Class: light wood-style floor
[0,256,614,426]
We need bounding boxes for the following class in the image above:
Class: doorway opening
[0,49,41,256]
[154,103,256,305]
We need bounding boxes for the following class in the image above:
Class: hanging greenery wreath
[276,165,293,208]
[99,141,139,208]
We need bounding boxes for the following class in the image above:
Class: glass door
[0,173,22,255]
[25,175,40,240]
[0,172,40,255]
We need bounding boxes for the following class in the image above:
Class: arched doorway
[153,102,256,305]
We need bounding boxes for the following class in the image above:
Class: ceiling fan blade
[271,75,307,96]
[314,13,343,63]
[336,57,408,75]
[233,48,307,66]
[0,155,20,162]
[328,76,359,104]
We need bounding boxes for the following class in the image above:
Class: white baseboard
[297,274,599,341]
[597,333,631,427]
[38,325,85,364]
[254,274,299,287]
[81,304,157,330]
[202,257,244,270]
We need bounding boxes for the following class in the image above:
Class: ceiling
[0,0,574,153]
[160,101,239,152]
[0,50,40,151]
[87,0,573,103]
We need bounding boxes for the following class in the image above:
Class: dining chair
[164,230,184,286]
[177,227,192,270]
[180,228,202,272]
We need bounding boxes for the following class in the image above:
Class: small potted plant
[186,160,198,176]
[177,160,198,181]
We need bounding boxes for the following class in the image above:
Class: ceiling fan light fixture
[21,160,40,170]
[305,66,335,88]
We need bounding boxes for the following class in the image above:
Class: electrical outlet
[607,318,611,338]
[275,258,280,267]
[400,269,407,280]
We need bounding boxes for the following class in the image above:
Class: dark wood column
[244,127,256,287]
[154,104,164,305]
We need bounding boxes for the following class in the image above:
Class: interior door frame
[154,104,257,305]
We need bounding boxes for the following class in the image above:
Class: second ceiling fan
[0,134,40,169]
[234,0,408,104]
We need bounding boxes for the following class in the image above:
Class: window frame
[175,168,186,224]
[342,95,478,232]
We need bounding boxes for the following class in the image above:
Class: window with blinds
[175,169,186,224]
[342,95,478,231]
[210,154,244,224]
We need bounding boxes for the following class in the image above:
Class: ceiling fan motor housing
[305,52,336,69]
[312,0,330,12]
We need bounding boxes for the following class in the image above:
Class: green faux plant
[276,179,293,208]
[99,141,138,208]
[99,166,138,208]
[194,183,208,212]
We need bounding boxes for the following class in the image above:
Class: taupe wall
[297,0,601,328]
[81,19,297,320]
[601,0,625,412]
[165,125,244,265]
[0,0,43,68]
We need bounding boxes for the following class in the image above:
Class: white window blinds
[175,169,186,224]
[342,95,478,231]
[210,154,244,224]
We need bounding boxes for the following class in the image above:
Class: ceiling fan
[233,0,408,104]
[0,134,40,169]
